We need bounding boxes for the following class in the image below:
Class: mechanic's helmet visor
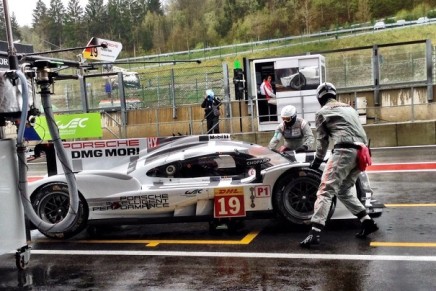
[282,115,297,126]
[316,82,337,106]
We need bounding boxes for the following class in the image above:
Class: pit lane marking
[370,242,436,248]
[32,230,260,247]
[28,176,44,182]
[385,203,436,207]
[372,204,436,247]
[25,250,436,262]
[367,162,436,172]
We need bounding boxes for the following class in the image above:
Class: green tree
[84,0,107,40]
[10,14,22,41]
[147,0,163,14]
[356,0,371,22]
[63,0,84,48]
[46,0,65,48]
[32,0,48,28]
[9,0,436,56]
[106,0,124,40]
[298,0,317,34]
[138,11,155,51]
[140,11,167,53]
[0,3,5,41]
[0,3,22,41]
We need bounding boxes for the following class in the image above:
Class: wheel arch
[30,181,88,209]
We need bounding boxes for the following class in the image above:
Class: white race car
[27,134,383,239]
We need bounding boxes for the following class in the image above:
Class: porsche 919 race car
[28,134,383,239]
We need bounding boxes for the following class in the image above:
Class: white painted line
[29,250,436,262]
[372,145,436,150]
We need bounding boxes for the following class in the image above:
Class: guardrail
[118,19,436,71]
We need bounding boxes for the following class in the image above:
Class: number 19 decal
[214,187,246,218]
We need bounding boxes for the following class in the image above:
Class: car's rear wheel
[31,183,88,239]
[273,168,335,224]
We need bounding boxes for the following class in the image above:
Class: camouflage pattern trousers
[311,148,367,227]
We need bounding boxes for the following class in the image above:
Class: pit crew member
[268,105,314,153]
[300,82,377,248]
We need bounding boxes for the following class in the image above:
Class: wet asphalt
[1,146,436,290]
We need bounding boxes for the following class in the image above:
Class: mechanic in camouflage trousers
[268,105,314,153]
[300,82,378,248]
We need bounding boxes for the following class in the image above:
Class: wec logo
[57,118,89,129]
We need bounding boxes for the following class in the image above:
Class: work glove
[278,145,289,153]
[310,157,323,170]
[295,145,308,153]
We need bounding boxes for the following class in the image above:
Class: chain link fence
[135,64,224,108]
[325,41,428,88]
[322,40,435,124]
[44,63,225,113]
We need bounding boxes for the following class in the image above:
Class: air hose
[16,69,80,233]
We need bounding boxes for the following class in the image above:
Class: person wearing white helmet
[300,82,377,249]
[268,105,314,152]
[201,89,221,134]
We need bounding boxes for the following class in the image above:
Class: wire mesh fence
[136,64,224,108]
[45,63,225,113]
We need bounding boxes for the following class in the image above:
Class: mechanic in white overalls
[300,82,378,248]
[268,105,314,152]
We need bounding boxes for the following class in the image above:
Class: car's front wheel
[273,168,335,224]
[31,183,88,239]
[290,72,306,90]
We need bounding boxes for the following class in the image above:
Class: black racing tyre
[290,73,306,90]
[273,168,335,224]
[31,183,88,239]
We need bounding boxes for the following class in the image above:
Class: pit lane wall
[233,120,436,148]
[100,84,436,148]
[4,87,434,148]
[102,104,435,148]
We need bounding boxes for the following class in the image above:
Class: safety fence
[9,38,434,141]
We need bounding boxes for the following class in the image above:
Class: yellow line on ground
[385,203,436,207]
[371,242,436,248]
[33,231,261,247]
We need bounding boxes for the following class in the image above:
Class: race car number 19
[214,187,246,218]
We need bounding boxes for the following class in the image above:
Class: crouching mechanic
[300,82,378,248]
[268,105,314,153]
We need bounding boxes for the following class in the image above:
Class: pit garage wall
[100,86,435,148]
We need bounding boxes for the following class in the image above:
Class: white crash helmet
[316,82,337,106]
[206,89,214,98]
[280,105,297,125]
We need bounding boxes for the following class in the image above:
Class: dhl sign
[214,187,244,196]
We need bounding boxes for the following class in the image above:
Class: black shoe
[300,230,321,248]
[355,219,379,239]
